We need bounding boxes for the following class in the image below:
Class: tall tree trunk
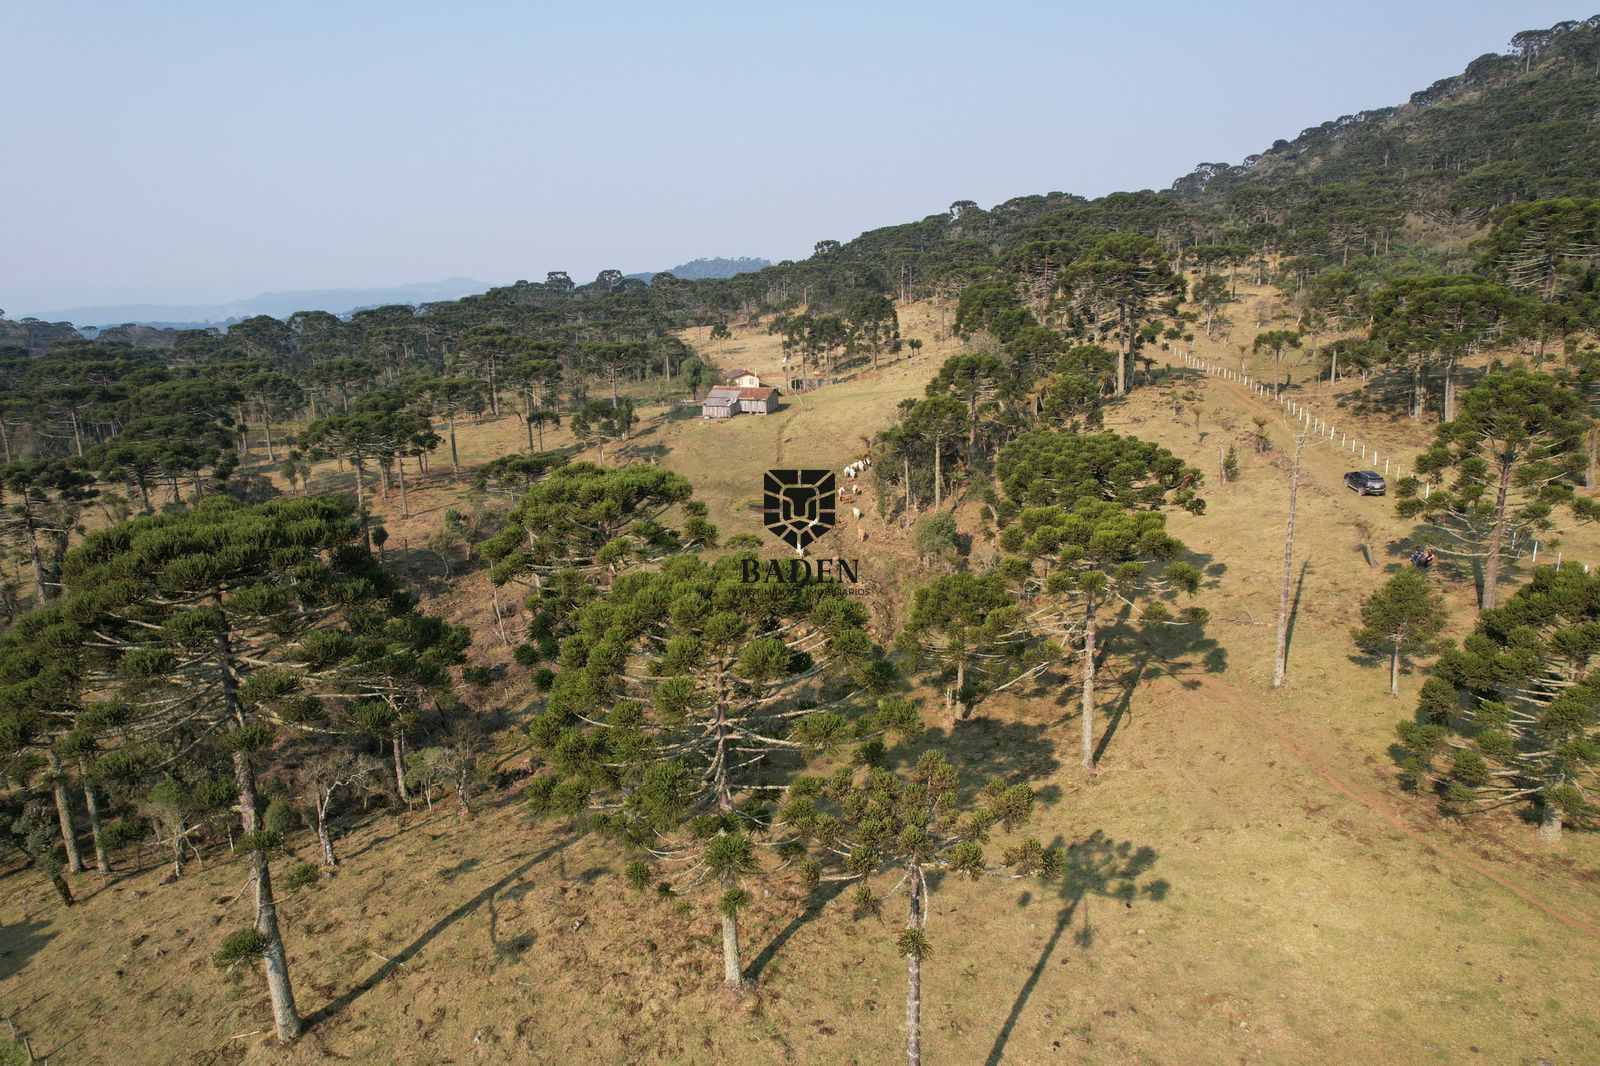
[905,866,925,1066]
[710,675,747,991]
[48,867,75,906]
[448,415,460,476]
[1442,355,1458,422]
[47,749,85,874]
[1481,456,1515,610]
[235,751,302,1041]
[1587,424,1598,494]
[933,438,942,511]
[1081,598,1097,771]
[1539,794,1563,843]
[263,412,276,463]
[352,462,371,552]
[316,801,338,867]
[23,512,50,605]
[954,653,966,723]
[721,868,744,988]
[80,759,111,874]
[396,459,410,519]
[392,730,411,806]
[1273,434,1305,689]
[491,584,509,645]
[216,605,300,1041]
[1389,644,1401,698]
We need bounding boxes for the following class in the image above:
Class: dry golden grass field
[4,292,1600,1065]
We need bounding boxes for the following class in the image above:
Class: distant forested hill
[26,278,491,331]
[627,257,771,283]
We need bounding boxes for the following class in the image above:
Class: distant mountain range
[25,257,772,331]
[627,257,770,284]
[31,278,493,331]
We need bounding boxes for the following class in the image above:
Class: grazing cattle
[852,506,862,519]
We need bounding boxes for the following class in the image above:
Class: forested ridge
[3,16,1600,1063]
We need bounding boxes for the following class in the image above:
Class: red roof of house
[737,386,776,400]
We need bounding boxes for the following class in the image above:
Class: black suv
[1344,470,1386,496]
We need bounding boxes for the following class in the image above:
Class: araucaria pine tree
[1351,569,1449,696]
[524,552,898,992]
[0,609,95,875]
[482,462,717,670]
[897,571,1023,724]
[784,750,1059,1066]
[55,495,437,1040]
[995,431,1207,771]
[1396,367,1597,610]
[1395,566,1600,842]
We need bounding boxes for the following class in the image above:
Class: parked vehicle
[1344,470,1386,496]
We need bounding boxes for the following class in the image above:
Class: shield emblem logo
[763,469,836,551]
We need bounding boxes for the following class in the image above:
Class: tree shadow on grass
[1281,557,1310,672]
[1093,654,1148,765]
[743,711,1065,982]
[746,876,851,982]
[1084,609,1228,766]
[907,718,1062,805]
[339,821,407,863]
[306,833,576,1030]
[0,917,56,982]
[984,832,1169,1065]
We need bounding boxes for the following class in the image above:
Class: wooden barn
[735,385,778,414]
[701,382,779,418]
[701,386,740,418]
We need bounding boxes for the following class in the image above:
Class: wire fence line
[1180,351,1404,475]
[1177,352,1582,574]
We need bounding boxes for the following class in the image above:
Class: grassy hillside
[5,292,1599,1065]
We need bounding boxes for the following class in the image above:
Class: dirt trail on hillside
[1177,363,1600,940]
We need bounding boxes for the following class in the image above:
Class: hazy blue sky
[4,1,1591,315]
